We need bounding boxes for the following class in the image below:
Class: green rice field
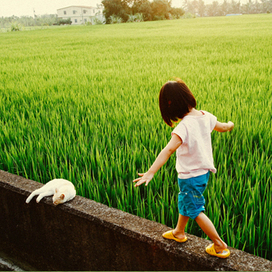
[0,14,271,260]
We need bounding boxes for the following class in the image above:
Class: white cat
[26,179,76,205]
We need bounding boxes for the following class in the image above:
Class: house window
[93,9,96,13]
[64,11,66,15]
[83,9,87,14]
[73,10,77,14]
[75,19,77,23]
[84,19,87,23]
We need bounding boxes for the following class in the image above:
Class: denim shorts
[178,172,210,219]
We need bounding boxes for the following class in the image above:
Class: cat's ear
[60,194,65,200]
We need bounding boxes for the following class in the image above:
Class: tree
[260,0,272,13]
[57,17,72,25]
[219,0,230,15]
[197,0,206,16]
[169,7,185,18]
[229,0,241,13]
[150,0,172,20]
[242,0,254,13]
[132,0,153,21]
[101,0,184,23]
[102,0,130,23]
[177,0,271,16]
[187,0,199,15]
[253,0,262,13]
[206,1,220,16]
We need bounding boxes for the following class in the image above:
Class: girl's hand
[228,121,234,131]
[214,121,234,132]
[133,134,181,188]
[133,172,154,187]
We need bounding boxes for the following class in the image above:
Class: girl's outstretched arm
[133,134,182,187]
[214,121,234,132]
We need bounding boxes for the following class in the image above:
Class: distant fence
[0,170,271,271]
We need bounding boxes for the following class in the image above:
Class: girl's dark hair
[159,78,196,127]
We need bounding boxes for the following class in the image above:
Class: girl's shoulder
[201,110,218,131]
[203,110,217,118]
[201,110,212,116]
[201,110,216,116]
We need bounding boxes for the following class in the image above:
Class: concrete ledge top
[0,169,271,271]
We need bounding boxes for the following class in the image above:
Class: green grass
[0,14,271,260]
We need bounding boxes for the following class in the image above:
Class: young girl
[133,79,234,258]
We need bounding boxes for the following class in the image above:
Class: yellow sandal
[206,243,230,258]
[162,230,188,243]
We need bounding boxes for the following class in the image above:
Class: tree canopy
[102,0,185,23]
[183,0,272,16]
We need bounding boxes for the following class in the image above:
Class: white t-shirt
[172,110,217,179]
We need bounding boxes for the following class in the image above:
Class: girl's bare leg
[173,214,189,240]
[195,212,227,252]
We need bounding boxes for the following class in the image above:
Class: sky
[0,0,248,17]
[0,0,102,17]
[0,0,197,17]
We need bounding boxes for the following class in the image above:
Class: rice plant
[0,14,271,260]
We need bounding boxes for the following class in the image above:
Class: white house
[57,5,104,25]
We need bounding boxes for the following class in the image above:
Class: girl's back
[172,110,217,178]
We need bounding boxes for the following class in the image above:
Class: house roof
[57,6,99,11]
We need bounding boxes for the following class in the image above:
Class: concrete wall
[0,170,271,271]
